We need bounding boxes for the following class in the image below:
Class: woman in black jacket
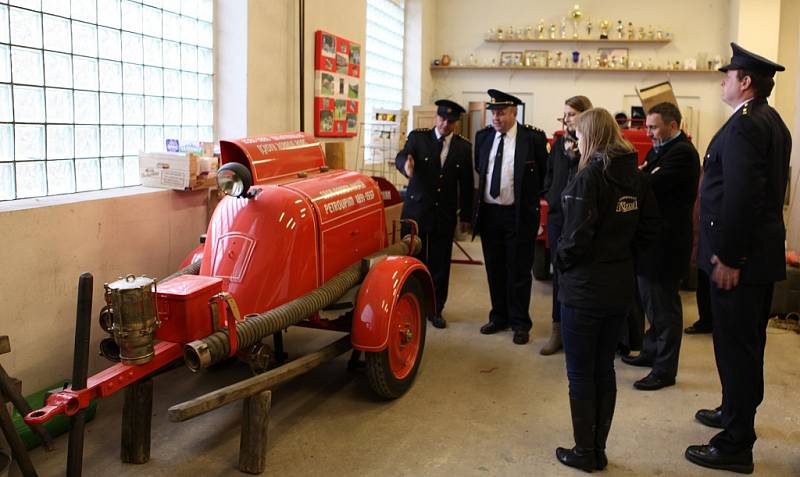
[555,108,660,471]
[540,95,593,355]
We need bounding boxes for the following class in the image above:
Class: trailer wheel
[365,276,427,399]
[533,240,551,280]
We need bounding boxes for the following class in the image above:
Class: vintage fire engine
[24,132,433,473]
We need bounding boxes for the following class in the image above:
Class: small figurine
[560,17,567,39]
[537,19,546,39]
[637,27,645,40]
[507,25,515,39]
[586,19,593,38]
[647,25,655,40]
[616,20,624,39]
[486,28,495,40]
[556,51,563,67]
[656,28,663,40]
[549,23,557,39]
[496,27,504,40]
[627,22,634,40]
[526,25,533,39]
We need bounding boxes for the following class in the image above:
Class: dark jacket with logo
[698,98,791,284]
[542,132,580,227]
[556,152,660,309]
[472,123,549,237]
[638,132,700,279]
[395,128,474,234]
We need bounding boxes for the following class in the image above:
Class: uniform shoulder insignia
[524,124,544,133]
[456,133,471,144]
[412,127,432,133]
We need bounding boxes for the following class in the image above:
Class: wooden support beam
[168,336,352,422]
[0,397,37,476]
[121,378,153,464]
[238,390,271,474]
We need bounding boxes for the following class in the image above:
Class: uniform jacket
[472,123,549,236]
[395,128,474,234]
[698,98,792,284]
[638,132,700,279]
[542,132,580,227]
[556,152,660,309]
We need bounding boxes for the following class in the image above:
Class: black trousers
[695,268,713,329]
[479,204,534,332]
[708,281,774,453]
[638,275,683,378]
[547,219,562,323]
[561,303,627,400]
[419,229,455,315]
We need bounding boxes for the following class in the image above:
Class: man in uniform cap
[473,89,548,344]
[685,42,791,474]
[395,99,474,328]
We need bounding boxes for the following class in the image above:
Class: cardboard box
[636,81,679,113]
[140,152,217,191]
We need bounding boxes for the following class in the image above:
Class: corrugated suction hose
[183,237,419,371]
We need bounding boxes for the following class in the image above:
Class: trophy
[526,25,533,39]
[537,19,546,39]
[647,25,655,40]
[586,19,593,38]
[616,20,624,39]
[627,22,634,40]
[556,51,563,67]
[508,25,515,39]
[560,17,567,39]
[549,23,557,39]
[496,27,504,40]
[569,5,582,39]
[638,27,645,40]
[599,20,609,39]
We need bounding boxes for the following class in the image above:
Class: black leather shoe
[429,315,447,329]
[685,444,753,474]
[685,323,712,334]
[480,321,509,334]
[512,331,529,345]
[633,372,675,391]
[620,354,653,367]
[695,407,724,429]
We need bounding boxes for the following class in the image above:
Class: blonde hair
[573,108,634,171]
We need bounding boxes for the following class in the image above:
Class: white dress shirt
[434,129,452,167]
[484,122,517,205]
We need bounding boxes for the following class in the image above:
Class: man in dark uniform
[473,89,548,345]
[625,102,700,390]
[395,99,474,328]
[685,43,791,474]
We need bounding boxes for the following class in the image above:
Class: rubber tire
[533,240,551,280]
[365,276,427,400]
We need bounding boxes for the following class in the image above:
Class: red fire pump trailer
[24,132,434,475]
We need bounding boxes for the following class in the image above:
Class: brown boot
[540,322,562,355]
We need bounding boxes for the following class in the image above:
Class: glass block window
[0,0,214,201]
[363,0,403,163]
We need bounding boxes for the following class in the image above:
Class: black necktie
[489,133,506,198]
[435,135,445,162]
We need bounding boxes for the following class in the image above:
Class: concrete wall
[425,0,736,155]
[0,189,207,392]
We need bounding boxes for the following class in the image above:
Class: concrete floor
[27,239,800,476]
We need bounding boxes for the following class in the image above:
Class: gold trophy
[599,20,609,39]
[569,5,582,39]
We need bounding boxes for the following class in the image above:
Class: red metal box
[155,275,223,343]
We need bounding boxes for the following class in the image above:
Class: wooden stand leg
[238,390,271,474]
[121,378,153,464]
[0,400,37,476]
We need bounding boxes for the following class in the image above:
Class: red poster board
[314,30,360,137]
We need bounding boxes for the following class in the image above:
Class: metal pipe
[183,237,418,371]
[67,272,93,477]
[299,0,305,131]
